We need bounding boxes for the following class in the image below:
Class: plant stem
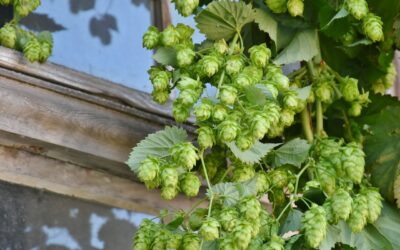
[316,100,324,137]
[276,201,292,221]
[301,107,314,143]
[216,33,239,97]
[199,150,213,193]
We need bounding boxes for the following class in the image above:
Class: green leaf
[227,141,281,164]
[284,234,305,250]
[292,85,311,101]
[320,221,393,250]
[245,84,276,105]
[254,8,278,43]
[211,178,257,206]
[321,7,349,30]
[152,47,177,66]
[273,29,320,65]
[357,105,400,201]
[271,138,311,167]
[345,39,373,47]
[166,215,184,230]
[373,203,400,249]
[202,240,218,250]
[280,209,303,234]
[126,126,188,173]
[195,0,254,40]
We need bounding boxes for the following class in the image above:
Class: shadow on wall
[0,181,153,250]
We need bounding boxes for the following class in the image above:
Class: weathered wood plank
[0,145,205,214]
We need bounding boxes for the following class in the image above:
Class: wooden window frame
[0,2,199,214]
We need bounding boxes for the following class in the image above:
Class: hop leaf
[200,217,220,241]
[362,13,384,42]
[345,0,368,20]
[287,0,304,17]
[142,26,160,49]
[302,204,327,249]
[347,194,368,232]
[331,189,353,221]
[180,172,201,197]
[170,142,199,171]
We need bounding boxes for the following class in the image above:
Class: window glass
[22,0,154,92]
[0,181,153,250]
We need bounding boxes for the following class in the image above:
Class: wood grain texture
[0,145,205,214]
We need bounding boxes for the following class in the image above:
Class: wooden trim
[0,145,205,214]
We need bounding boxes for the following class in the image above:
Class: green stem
[276,201,292,221]
[316,100,324,137]
[199,150,213,193]
[301,107,314,143]
[342,110,354,141]
[216,33,239,97]
[207,195,214,217]
[306,61,318,80]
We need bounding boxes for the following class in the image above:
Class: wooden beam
[0,145,205,214]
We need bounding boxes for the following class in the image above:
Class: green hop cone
[151,90,170,104]
[15,0,40,17]
[268,169,290,189]
[234,72,254,89]
[235,131,255,151]
[166,233,182,249]
[265,0,287,13]
[172,101,190,122]
[160,25,180,47]
[137,156,160,182]
[23,36,41,62]
[340,77,360,102]
[323,199,337,224]
[394,175,400,208]
[38,39,53,62]
[219,207,239,232]
[264,234,285,250]
[283,90,300,111]
[151,71,171,91]
[142,26,160,49]
[314,81,334,103]
[174,0,199,17]
[134,219,158,250]
[219,237,236,250]
[361,187,383,223]
[239,196,262,221]
[218,119,239,142]
[248,236,264,250]
[248,43,271,68]
[200,217,220,241]
[331,189,353,220]
[175,23,194,41]
[345,0,368,20]
[177,76,202,90]
[372,63,397,94]
[180,172,201,197]
[178,88,200,105]
[250,113,270,140]
[347,194,368,232]
[256,172,270,194]
[316,160,336,195]
[348,101,362,117]
[176,46,195,67]
[189,208,207,230]
[182,233,200,250]
[259,210,279,240]
[161,167,179,187]
[233,220,253,250]
[214,39,228,54]
[260,82,279,99]
[0,23,16,48]
[219,85,238,105]
[362,13,384,42]
[280,109,295,127]
[287,0,304,17]
[225,55,245,76]
[161,185,178,200]
[341,142,365,184]
[152,228,169,249]
[0,0,13,5]
[212,104,228,122]
[232,165,255,182]
[199,54,220,77]
[265,65,289,90]
[170,142,199,171]
[197,126,215,149]
[302,204,327,249]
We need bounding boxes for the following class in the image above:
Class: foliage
[131,0,400,249]
[0,0,53,63]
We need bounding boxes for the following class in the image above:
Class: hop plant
[170,142,199,170]
[265,65,289,90]
[269,169,291,189]
[239,196,262,220]
[347,194,369,232]
[302,204,327,249]
[331,189,353,220]
[280,109,295,127]
[219,85,238,105]
[23,37,41,62]
[345,0,368,20]
[160,25,180,47]
[172,101,190,122]
[287,0,304,17]
[142,26,160,49]
[340,77,360,102]
[200,217,220,241]
[212,104,228,122]
[182,233,200,250]
[197,126,216,149]
[137,156,160,182]
[180,172,201,197]
[265,0,287,13]
[151,70,171,91]
[256,172,270,194]
[175,23,194,41]
[250,112,270,140]
[264,234,285,250]
[177,46,196,67]
[152,90,170,104]
[232,165,255,182]
[161,167,179,187]
[232,220,253,250]
[225,55,245,75]
[361,187,383,223]
[341,142,365,184]
[363,13,384,42]
[15,0,41,17]
[283,90,300,111]
[194,99,213,122]
[174,0,199,17]
[214,39,228,54]
[37,31,53,63]
[199,54,221,77]
[219,207,239,232]
[248,43,271,68]
[314,79,334,103]
[218,120,240,142]
[0,23,16,49]
[189,208,207,230]
[316,160,336,195]
[166,233,183,249]
[395,175,400,208]
[235,132,255,151]
[134,219,158,250]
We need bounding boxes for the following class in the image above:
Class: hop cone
[256,172,270,194]
[175,23,194,41]
[239,196,262,221]
[199,54,220,77]
[174,0,199,17]
[232,221,253,250]
[287,0,304,17]
[361,187,383,223]
[363,13,384,42]
[161,167,179,187]
[15,0,40,17]
[395,175,400,208]
[345,0,368,20]
[137,156,160,182]
[161,185,178,200]
[323,199,337,224]
[248,236,264,250]
[269,169,290,189]
[219,207,239,232]
[347,194,368,232]
[142,26,160,49]
[151,70,170,91]
[189,208,207,230]
[331,189,353,220]
[248,43,271,68]
[182,233,200,250]
[152,90,170,104]
[235,132,255,151]
[265,65,289,89]
[280,109,295,127]
[197,126,215,149]
[133,219,158,250]
[225,55,245,76]
[177,76,201,90]
[283,90,300,111]
[160,25,180,47]
[170,142,199,171]
[172,101,190,122]
[314,80,334,103]
[234,71,254,88]
[200,217,220,241]
[265,0,287,13]
[218,120,239,142]
[0,0,13,5]
[250,113,270,139]
[166,233,182,249]
[219,237,236,250]
[152,229,169,249]
[219,85,238,105]
[316,160,336,195]
[302,204,327,249]
[0,23,16,48]
[214,39,228,54]
[180,172,201,197]
[341,142,365,184]
[264,234,285,250]
[232,165,255,182]
[176,46,195,67]
[23,37,41,62]
[259,210,279,240]
[340,77,360,102]
[212,104,228,122]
